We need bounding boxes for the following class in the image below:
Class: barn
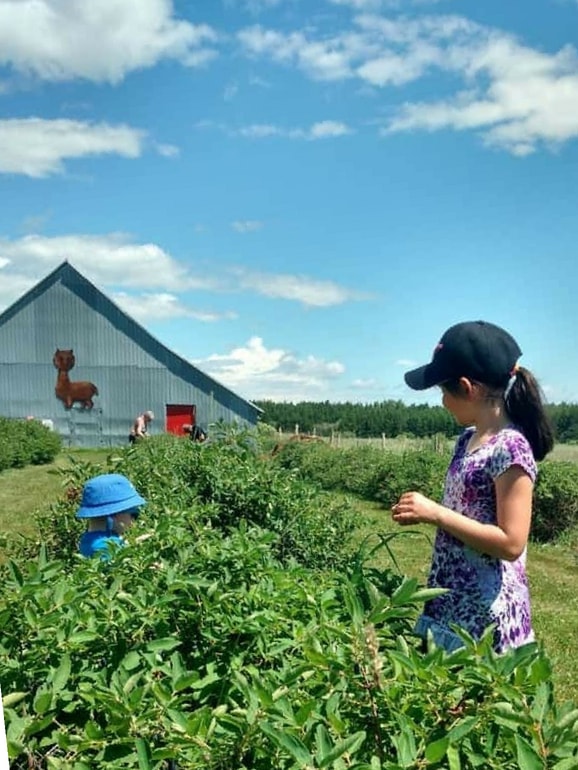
[0,261,261,447]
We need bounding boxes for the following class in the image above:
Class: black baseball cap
[404,321,522,391]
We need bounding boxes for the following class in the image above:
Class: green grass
[2,447,578,704]
[0,449,112,538]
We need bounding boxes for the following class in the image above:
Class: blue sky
[1,0,577,406]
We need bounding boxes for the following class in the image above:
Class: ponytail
[505,367,554,461]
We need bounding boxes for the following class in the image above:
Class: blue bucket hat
[76,473,146,519]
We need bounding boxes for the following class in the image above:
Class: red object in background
[165,404,196,435]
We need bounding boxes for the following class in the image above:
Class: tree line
[253,399,578,443]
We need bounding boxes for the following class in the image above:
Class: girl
[392,320,554,653]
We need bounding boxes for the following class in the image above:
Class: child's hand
[391,492,439,526]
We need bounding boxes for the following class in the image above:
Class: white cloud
[0,119,144,177]
[395,358,417,366]
[238,25,356,81]
[329,0,385,8]
[233,268,368,306]
[384,36,578,153]
[239,13,578,154]
[231,220,264,232]
[352,377,379,388]
[194,335,346,401]
[0,234,214,297]
[0,266,37,311]
[0,233,368,313]
[249,74,272,88]
[0,241,236,322]
[237,123,280,138]
[0,0,218,84]
[239,14,478,86]
[309,120,352,138]
[237,120,353,139]
[156,143,180,158]
[111,292,237,323]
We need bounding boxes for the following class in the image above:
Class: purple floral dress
[415,426,537,653]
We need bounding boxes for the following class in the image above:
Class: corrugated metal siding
[0,270,259,447]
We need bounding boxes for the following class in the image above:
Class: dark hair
[442,368,554,461]
[505,367,554,461]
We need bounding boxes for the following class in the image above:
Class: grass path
[0,449,111,538]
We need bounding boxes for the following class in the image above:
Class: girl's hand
[391,492,440,526]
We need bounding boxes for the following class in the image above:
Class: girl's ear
[458,377,476,398]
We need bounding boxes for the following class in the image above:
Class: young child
[76,473,147,559]
[392,320,554,653]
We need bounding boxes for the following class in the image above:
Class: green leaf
[425,736,449,763]
[448,716,478,744]
[23,605,38,627]
[84,721,103,740]
[295,699,317,727]
[318,731,366,767]
[24,713,54,738]
[556,709,578,731]
[146,638,181,653]
[52,654,71,693]
[135,737,152,770]
[7,561,23,587]
[2,691,28,708]
[173,673,201,692]
[530,681,551,723]
[391,578,448,607]
[552,759,578,770]
[166,709,190,733]
[68,631,99,645]
[447,744,461,770]
[315,724,333,763]
[343,585,365,625]
[123,672,142,694]
[122,651,141,671]
[392,729,417,768]
[515,735,544,770]
[391,578,419,606]
[33,690,53,715]
[260,722,313,768]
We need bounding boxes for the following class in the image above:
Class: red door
[165,404,196,435]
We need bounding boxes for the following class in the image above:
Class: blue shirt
[79,531,125,560]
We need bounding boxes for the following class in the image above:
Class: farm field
[1,443,578,704]
[278,431,578,463]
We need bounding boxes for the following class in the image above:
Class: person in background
[392,320,554,653]
[183,423,207,442]
[129,410,154,444]
[76,473,146,560]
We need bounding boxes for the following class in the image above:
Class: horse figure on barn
[53,349,99,409]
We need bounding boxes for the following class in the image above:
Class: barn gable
[0,261,261,446]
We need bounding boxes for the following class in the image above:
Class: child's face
[440,383,476,426]
[113,510,138,534]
